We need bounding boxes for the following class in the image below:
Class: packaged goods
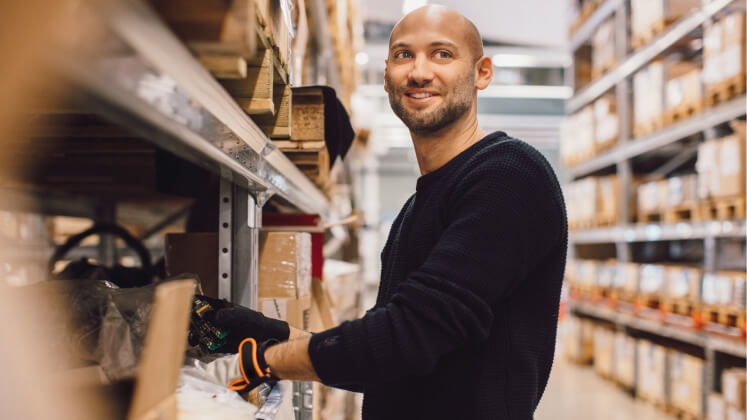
[593,326,614,377]
[668,351,704,416]
[708,393,727,420]
[723,368,747,410]
[637,340,667,403]
[715,133,746,198]
[666,266,702,301]
[696,140,720,199]
[639,264,666,295]
[258,231,312,299]
[613,332,636,387]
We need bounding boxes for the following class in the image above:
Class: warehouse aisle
[536,359,674,420]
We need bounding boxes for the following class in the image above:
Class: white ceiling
[362,0,571,48]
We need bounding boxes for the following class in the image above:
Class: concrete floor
[536,359,675,420]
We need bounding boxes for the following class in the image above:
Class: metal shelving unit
[568,0,737,113]
[565,0,746,416]
[2,1,339,418]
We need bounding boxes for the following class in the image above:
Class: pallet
[637,211,664,224]
[666,404,701,420]
[283,148,330,186]
[702,305,746,331]
[699,196,746,221]
[705,74,746,108]
[630,18,670,50]
[661,298,698,317]
[663,202,702,223]
[633,115,665,138]
[663,100,704,126]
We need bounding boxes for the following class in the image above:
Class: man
[208,5,567,419]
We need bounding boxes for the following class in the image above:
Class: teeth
[409,93,433,99]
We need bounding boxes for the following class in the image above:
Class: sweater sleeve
[308,155,559,387]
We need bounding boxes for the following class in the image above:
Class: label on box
[719,137,742,176]
[721,45,744,79]
[703,55,724,84]
[262,299,287,321]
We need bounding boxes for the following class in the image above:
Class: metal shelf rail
[567,0,737,113]
[570,300,745,358]
[569,0,624,51]
[570,219,747,244]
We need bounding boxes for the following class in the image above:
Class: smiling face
[385,6,487,134]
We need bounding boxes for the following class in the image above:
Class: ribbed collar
[415,131,507,192]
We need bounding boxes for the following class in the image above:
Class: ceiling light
[355,52,369,66]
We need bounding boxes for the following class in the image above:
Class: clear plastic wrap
[15,279,158,380]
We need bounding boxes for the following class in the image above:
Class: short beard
[386,73,473,134]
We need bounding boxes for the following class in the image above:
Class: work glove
[192,295,290,353]
[228,338,281,392]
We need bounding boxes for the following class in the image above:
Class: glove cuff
[229,338,280,391]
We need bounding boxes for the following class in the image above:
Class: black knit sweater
[309,131,568,419]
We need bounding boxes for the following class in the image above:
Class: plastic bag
[14,279,157,380]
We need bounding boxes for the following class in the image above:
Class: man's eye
[395,51,412,59]
[436,51,452,59]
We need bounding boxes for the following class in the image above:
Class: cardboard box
[631,0,700,39]
[708,393,727,420]
[598,175,619,222]
[259,231,312,299]
[697,139,720,199]
[667,174,698,207]
[666,65,702,110]
[638,181,661,214]
[715,133,746,198]
[666,266,702,301]
[260,294,312,331]
[702,273,735,306]
[722,11,746,46]
[723,368,747,410]
[613,332,636,388]
[593,326,614,378]
[291,87,325,141]
[633,62,666,128]
[669,351,704,416]
[594,94,619,147]
[727,406,746,420]
[619,263,640,296]
[165,232,219,298]
[565,316,594,364]
[637,340,667,404]
[591,18,615,75]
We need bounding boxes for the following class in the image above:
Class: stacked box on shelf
[722,368,747,420]
[612,332,636,389]
[633,61,666,137]
[275,87,331,187]
[664,61,703,125]
[560,105,595,166]
[636,339,668,406]
[661,266,701,317]
[593,325,615,379]
[637,174,699,223]
[258,231,313,331]
[629,0,701,49]
[566,175,619,229]
[594,94,619,153]
[569,0,603,36]
[591,18,616,80]
[697,121,746,219]
[638,264,667,310]
[612,262,639,304]
[704,11,746,107]
[565,315,594,364]
[702,271,746,333]
[668,351,704,418]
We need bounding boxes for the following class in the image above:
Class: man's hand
[194,295,291,352]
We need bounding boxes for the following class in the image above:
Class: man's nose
[408,55,434,85]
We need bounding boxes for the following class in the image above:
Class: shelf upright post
[231,185,262,310]
[614,0,632,264]
[219,177,233,301]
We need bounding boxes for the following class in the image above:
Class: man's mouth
[405,92,436,99]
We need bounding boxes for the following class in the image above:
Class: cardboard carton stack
[593,325,615,378]
[723,368,747,420]
[594,94,619,154]
[258,231,312,331]
[664,61,703,124]
[561,105,595,166]
[630,0,701,49]
[697,121,746,206]
[636,340,668,405]
[668,351,704,418]
[704,11,746,106]
[591,18,616,80]
[565,175,619,229]
[633,61,666,137]
[565,316,595,364]
[612,332,636,388]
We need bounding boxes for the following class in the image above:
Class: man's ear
[384,59,390,93]
[474,56,493,90]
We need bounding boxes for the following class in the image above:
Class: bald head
[390,5,484,62]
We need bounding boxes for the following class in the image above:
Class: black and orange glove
[228,338,281,392]
[195,295,290,353]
